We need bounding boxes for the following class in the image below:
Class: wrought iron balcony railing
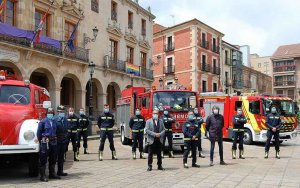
[163,65,175,74]
[164,43,175,52]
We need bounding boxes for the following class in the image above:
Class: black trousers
[40,142,57,167]
[66,132,77,152]
[163,131,173,151]
[132,132,144,152]
[77,130,88,148]
[183,140,197,164]
[265,130,280,151]
[99,130,115,151]
[232,131,244,150]
[148,140,162,167]
[198,133,202,151]
[210,139,223,162]
[57,142,66,172]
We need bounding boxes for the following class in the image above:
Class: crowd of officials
[37,103,282,181]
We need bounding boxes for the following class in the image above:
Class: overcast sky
[139,0,300,56]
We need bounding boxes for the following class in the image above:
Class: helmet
[47,107,55,114]
[57,105,65,112]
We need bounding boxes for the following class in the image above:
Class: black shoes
[157,166,165,171]
[220,161,227,165]
[49,174,61,179]
[57,172,68,176]
[192,163,200,168]
[183,163,189,168]
[147,166,152,171]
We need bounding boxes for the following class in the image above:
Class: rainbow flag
[126,63,140,76]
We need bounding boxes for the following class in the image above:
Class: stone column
[48,87,61,109]
[75,90,85,112]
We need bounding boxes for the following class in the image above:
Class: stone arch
[0,61,24,80]
[106,82,121,111]
[85,78,104,115]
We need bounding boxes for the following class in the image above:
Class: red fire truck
[199,92,298,145]
[116,86,199,151]
[0,70,51,176]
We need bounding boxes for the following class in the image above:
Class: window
[288,90,294,100]
[202,80,207,92]
[225,72,228,80]
[213,59,217,68]
[141,19,146,36]
[167,57,173,67]
[65,21,77,46]
[34,90,40,104]
[141,96,150,109]
[109,39,118,60]
[0,0,16,26]
[140,52,147,68]
[276,90,283,95]
[235,101,242,111]
[167,36,172,47]
[128,11,133,29]
[126,46,134,64]
[111,1,117,21]
[213,83,217,92]
[258,63,261,68]
[202,55,206,64]
[91,0,99,13]
[249,101,260,114]
[201,33,206,43]
[212,38,216,50]
[225,89,228,94]
[35,10,50,36]
[0,86,30,105]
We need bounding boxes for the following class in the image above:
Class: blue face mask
[47,114,54,120]
[79,111,85,115]
[271,108,277,113]
[104,108,109,113]
[188,115,194,120]
[153,114,158,120]
[194,110,198,114]
[164,111,168,115]
[59,113,65,118]
[136,111,141,115]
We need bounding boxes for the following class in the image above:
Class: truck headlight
[24,130,35,141]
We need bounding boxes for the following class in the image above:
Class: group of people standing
[37,106,90,182]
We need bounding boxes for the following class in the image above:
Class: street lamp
[88,61,95,121]
[159,77,164,89]
[83,26,99,48]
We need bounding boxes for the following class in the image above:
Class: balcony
[104,57,126,73]
[201,63,211,72]
[200,40,209,49]
[164,43,175,52]
[141,28,146,36]
[233,80,244,89]
[128,21,133,29]
[111,11,117,21]
[225,58,232,66]
[0,30,89,62]
[212,45,220,54]
[212,66,220,75]
[273,65,296,73]
[140,67,153,80]
[163,65,175,74]
[243,80,252,88]
[274,81,296,87]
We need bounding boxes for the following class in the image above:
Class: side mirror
[42,101,51,109]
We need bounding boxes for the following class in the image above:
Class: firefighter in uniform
[129,108,146,159]
[37,108,61,182]
[54,105,68,176]
[232,108,247,159]
[160,108,175,158]
[66,107,79,161]
[97,104,117,161]
[264,105,282,159]
[182,111,200,168]
[77,108,90,154]
[193,108,205,158]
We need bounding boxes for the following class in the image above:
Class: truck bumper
[164,133,184,146]
[254,130,297,142]
[0,144,39,154]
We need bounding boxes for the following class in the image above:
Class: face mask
[69,112,74,116]
[104,108,109,113]
[194,110,199,114]
[47,114,54,120]
[188,115,194,120]
[153,114,158,120]
[237,111,242,115]
[164,111,168,115]
[59,113,65,118]
[271,108,276,113]
[79,111,85,115]
[136,111,140,115]
[213,109,219,115]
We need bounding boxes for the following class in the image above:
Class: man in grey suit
[145,109,166,171]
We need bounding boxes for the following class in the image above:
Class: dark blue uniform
[97,112,115,151]
[265,113,282,152]
[194,114,204,152]
[77,114,90,149]
[37,118,58,177]
[161,114,175,152]
[182,119,200,165]
[232,114,247,150]
[66,114,79,153]
[54,115,68,174]
[129,115,146,153]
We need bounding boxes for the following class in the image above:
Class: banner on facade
[126,63,140,76]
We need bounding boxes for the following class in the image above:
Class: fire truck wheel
[243,129,253,145]
[28,153,39,177]
[121,127,129,145]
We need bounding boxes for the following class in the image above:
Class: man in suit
[145,109,166,171]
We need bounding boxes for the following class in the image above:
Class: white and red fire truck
[199,92,298,144]
[0,70,51,176]
[116,86,199,151]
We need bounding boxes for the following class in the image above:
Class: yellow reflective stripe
[184,138,198,141]
[100,128,113,131]
[233,129,245,131]
[77,128,88,131]
[68,130,77,133]
[132,129,144,133]
[165,129,172,131]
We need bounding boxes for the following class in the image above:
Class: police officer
[265,105,282,159]
[66,107,79,161]
[54,105,68,176]
[193,108,205,158]
[129,108,146,159]
[160,108,175,158]
[77,108,90,154]
[232,108,247,159]
[37,108,60,182]
[97,104,117,161]
[182,111,200,168]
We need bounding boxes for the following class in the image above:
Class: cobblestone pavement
[1,135,300,188]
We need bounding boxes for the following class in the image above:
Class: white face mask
[213,109,219,114]
[69,112,74,116]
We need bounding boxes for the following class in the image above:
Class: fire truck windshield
[263,99,295,116]
[153,91,197,111]
[0,85,30,105]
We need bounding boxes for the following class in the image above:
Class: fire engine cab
[0,70,51,177]
[116,85,199,151]
[200,92,298,145]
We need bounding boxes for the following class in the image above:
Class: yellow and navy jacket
[129,115,146,132]
[266,113,282,130]
[54,116,68,143]
[232,114,247,131]
[67,114,79,132]
[97,112,115,129]
[160,114,175,129]
[78,114,89,130]
[182,120,200,139]
[193,113,203,128]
